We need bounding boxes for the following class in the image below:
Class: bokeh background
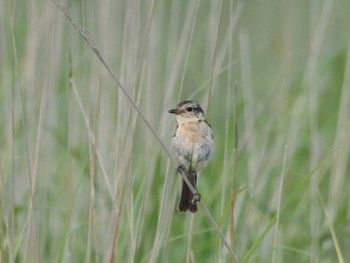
[1,0,349,262]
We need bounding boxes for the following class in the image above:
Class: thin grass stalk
[186,215,195,263]
[177,0,200,100]
[317,190,345,263]
[0,162,4,261]
[205,0,223,111]
[165,0,200,104]
[219,17,237,257]
[9,2,17,262]
[228,0,240,255]
[135,0,156,96]
[149,163,176,263]
[305,2,334,260]
[59,59,75,263]
[132,162,154,263]
[328,39,350,218]
[271,146,288,263]
[124,90,144,263]
[220,66,231,262]
[86,79,102,263]
[162,0,180,105]
[230,82,238,255]
[107,97,138,263]
[108,208,121,263]
[86,125,95,263]
[10,3,39,261]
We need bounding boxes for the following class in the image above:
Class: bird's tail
[178,172,197,213]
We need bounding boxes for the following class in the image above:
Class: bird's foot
[191,192,201,204]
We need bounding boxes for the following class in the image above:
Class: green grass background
[1,0,349,262]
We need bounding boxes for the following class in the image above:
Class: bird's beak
[168,108,180,114]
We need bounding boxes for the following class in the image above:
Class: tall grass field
[1,0,349,262]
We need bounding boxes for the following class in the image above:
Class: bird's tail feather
[178,172,197,213]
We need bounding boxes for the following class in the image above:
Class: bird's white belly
[171,123,213,171]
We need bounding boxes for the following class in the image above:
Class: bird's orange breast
[177,121,202,144]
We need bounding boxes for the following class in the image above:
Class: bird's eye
[186,107,193,112]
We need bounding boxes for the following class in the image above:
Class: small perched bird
[168,100,214,213]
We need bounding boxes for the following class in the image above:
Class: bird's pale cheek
[175,115,187,125]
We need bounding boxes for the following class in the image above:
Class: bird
[168,100,214,213]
